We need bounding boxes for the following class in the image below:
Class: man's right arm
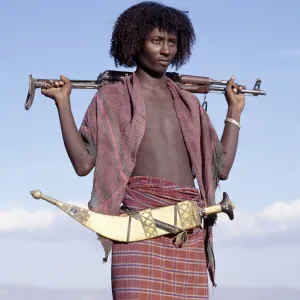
[56,98,95,176]
[41,75,95,176]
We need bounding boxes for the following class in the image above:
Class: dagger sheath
[30,190,235,242]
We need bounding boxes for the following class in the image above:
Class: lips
[157,59,170,66]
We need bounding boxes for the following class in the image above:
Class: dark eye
[153,39,161,44]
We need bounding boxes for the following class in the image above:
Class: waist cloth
[111,176,209,300]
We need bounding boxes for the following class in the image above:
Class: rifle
[24,70,266,110]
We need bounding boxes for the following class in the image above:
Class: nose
[160,42,171,56]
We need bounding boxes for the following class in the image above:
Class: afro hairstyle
[109,1,196,70]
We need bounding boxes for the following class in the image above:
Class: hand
[224,75,246,113]
[41,75,73,105]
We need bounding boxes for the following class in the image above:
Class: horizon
[0,285,299,300]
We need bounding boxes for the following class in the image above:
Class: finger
[226,75,235,94]
[59,80,64,86]
[60,75,73,89]
[227,75,235,87]
[41,88,54,97]
[60,75,70,84]
[45,80,54,87]
[42,88,61,100]
[230,81,238,94]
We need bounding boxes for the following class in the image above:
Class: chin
[152,64,169,74]
[139,63,169,77]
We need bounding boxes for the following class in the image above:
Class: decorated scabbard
[30,190,235,242]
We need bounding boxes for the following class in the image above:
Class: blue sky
[1,0,300,296]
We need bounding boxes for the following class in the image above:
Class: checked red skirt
[111,176,209,300]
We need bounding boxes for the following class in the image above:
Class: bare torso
[131,86,195,187]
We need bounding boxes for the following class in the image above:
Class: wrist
[226,106,242,122]
[56,97,71,110]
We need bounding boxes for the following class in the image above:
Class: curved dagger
[30,190,235,242]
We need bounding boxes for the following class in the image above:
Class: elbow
[219,171,229,181]
[74,162,94,177]
[76,169,90,177]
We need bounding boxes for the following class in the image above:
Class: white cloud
[0,208,55,231]
[214,198,300,245]
[0,199,89,240]
[263,199,300,221]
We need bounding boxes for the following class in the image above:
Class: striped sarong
[111,176,208,300]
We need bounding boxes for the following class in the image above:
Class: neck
[135,67,168,90]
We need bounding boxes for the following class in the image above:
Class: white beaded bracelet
[225,118,240,129]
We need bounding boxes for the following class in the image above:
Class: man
[41,1,245,299]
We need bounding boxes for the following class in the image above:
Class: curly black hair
[109,1,196,70]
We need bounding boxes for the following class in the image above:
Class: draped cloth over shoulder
[79,72,225,286]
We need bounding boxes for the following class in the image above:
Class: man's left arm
[219,76,245,180]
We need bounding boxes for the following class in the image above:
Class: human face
[136,28,178,75]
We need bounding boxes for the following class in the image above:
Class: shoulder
[96,81,127,99]
[178,87,213,120]
[167,77,201,105]
[89,81,129,110]
[179,88,202,106]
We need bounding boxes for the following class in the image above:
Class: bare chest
[142,89,182,137]
[131,87,194,186]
